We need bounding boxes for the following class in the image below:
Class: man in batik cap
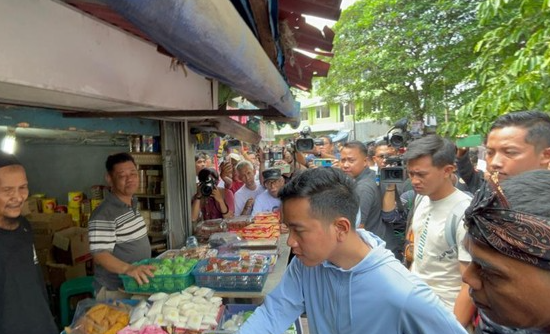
[0,151,58,334]
[463,169,550,333]
[469,110,550,334]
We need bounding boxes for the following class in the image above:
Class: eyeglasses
[265,179,281,187]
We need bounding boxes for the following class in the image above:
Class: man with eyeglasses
[317,135,340,159]
[251,168,285,215]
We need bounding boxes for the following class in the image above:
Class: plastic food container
[195,219,228,243]
[119,258,198,293]
[225,215,254,230]
[155,246,218,260]
[192,257,269,292]
[216,304,302,334]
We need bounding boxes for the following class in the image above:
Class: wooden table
[213,234,290,301]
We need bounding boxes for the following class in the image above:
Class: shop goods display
[192,256,269,292]
[64,300,132,334]
[156,246,218,260]
[224,216,254,230]
[252,212,280,224]
[218,304,301,334]
[125,286,223,333]
[239,223,279,240]
[120,257,198,293]
[195,219,227,243]
[117,325,168,334]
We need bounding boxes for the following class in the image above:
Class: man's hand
[457,147,469,158]
[211,186,223,202]
[256,147,265,165]
[242,198,254,215]
[220,160,233,179]
[124,264,156,285]
[331,160,341,169]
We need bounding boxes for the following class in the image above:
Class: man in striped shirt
[88,153,154,300]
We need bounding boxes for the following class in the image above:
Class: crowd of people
[192,110,550,334]
[2,110,550,334]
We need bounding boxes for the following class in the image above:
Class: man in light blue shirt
[237,168,467,334]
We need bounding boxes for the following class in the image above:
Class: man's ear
[540,147,550,168]
[333,217,351,240]
[105,172,113,187]
[443,164,456,177]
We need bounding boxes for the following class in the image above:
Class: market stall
[63,212,297,334]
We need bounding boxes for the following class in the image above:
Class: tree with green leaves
[449,0,550,137]
[319,0,485,125]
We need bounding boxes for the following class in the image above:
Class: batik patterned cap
[465,172,550,270]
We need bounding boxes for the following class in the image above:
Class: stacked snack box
[223,213,281,240]
[67,191,83,226]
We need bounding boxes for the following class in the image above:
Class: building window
[344,103,355,116]
[300,110,308,121]
[339,103,355,122]
[316,106,330,119]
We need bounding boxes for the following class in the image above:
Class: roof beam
[279,0,341,21]
[62,108,282,118]
[249,0,278,66]
[213,117,262,144]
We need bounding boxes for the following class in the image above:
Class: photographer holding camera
[191,168,235,223]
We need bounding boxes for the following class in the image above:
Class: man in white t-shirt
[234,160,264,216]
[251,168,284,216]
[403,135,474,328]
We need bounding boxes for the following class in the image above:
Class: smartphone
[456,134,483,148]
[274,163,291,174]
[313,159,333,168]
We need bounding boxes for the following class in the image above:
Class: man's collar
[105,191,137,209]
[355,168,375,181]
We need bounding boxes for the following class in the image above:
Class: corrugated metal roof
[61,0,341,91]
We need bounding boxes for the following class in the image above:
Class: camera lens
[380,167,407,183]
[201,184,213,197]
[200,179,214,197]
[387,169,403,180]
[295,138,314,152]
[389,134,405,148]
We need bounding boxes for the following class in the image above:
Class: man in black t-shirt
[0,151,58,334]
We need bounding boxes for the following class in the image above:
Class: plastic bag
[208,232,242,248]
[64,298,132,334]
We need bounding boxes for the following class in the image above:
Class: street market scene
[1,0,550,334]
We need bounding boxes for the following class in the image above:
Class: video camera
[294,126,315,152]
[379,118,410,184]
[379,155,407,184]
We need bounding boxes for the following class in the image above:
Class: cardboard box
[27,213,72,250]
[27,213,72,235]
[46,261,87,289]
[36,248,52,265]
[52,227,92,265]
[33,234,54,250]
[22,197,40,216]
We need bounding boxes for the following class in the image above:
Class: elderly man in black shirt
[0,151,58,334]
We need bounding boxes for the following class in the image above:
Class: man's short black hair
[403,134,456,167]
[342,141,369,157]
[501,169,550,217]
[490,110,550,151]
[279,168,359,226]
[0,151,21,169]
[105,153,136,173]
